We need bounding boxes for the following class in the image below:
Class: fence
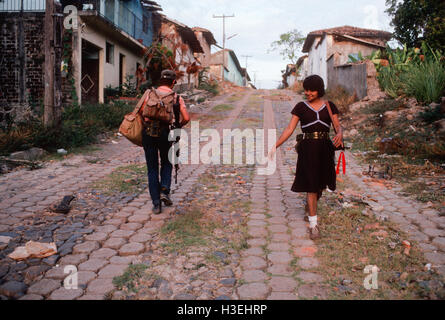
[327,55,368,99]
[0,0,45,11]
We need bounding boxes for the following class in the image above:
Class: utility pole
[252,71,258,88]
[241,55,252,86]
[213,14,234,82]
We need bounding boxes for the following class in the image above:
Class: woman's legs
[307,192,318,217]
[307,192,320,240]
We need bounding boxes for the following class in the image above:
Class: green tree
[386,0,445,52]
[269,29,306,65]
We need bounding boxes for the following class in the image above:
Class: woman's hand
[332,132,344,148]
[268,146,277,162]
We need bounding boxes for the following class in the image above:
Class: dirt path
[1,89,444,300]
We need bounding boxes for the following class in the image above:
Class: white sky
[158,0,393,89]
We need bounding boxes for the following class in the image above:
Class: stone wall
[0,12,45,125]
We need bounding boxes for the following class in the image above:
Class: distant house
[302,26,392,89]
[282,64,296,88]
[282,55,308,88]
[192,27,217,69]
[296,55,309,81]
[0,0,162,112]
[210,49,246,87]
[160,16,204,90]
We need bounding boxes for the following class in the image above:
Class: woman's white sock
[308,215,318,228]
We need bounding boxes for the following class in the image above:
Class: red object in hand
[336,151,346,175]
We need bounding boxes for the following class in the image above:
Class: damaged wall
[0,12,45,124]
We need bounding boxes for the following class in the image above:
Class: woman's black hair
[303,75,325,97]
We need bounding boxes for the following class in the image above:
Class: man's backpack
[142,88,176,125]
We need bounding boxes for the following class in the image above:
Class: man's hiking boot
[160,193,173,207]
[152,203,162,215]
[309,225,321,240]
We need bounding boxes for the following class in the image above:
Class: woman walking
[269,75,344,240]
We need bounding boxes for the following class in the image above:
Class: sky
[158,0,394,89]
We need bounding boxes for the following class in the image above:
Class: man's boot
[153,202,162,215]
[160,188,173,207]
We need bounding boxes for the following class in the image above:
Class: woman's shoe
[309,226,320,240]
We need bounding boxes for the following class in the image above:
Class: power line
[213,14,235,81]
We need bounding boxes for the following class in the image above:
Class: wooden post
[44,0,55,127]
[44,0,62,127]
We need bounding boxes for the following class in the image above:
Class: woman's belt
[296,132,330,141]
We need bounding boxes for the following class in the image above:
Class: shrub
[402,60,445,105]
[0,101,135,156]
[325,86,358,114]
[199,81,219,95]
[377,66,404,99]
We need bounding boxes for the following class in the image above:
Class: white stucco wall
[297,58,309,81]
[307,35,328,86]
[81,23,145,89]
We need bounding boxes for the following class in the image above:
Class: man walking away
[140,70,190,214]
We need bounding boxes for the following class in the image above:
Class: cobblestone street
[0,89,444,300]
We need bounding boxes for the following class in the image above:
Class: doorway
[81,39,100,104]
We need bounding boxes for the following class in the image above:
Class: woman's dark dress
[291,100,339,193]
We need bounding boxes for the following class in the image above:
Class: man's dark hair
[159,78,175,86]
[303,75,325,97]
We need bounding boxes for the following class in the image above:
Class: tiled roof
[302,25,392,52]
[192,27,217,45]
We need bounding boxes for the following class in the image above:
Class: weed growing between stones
[92,164,147,196]
[112,264,150,293]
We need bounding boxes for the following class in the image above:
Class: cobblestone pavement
[1,90,444,300]
[0,92,250,300]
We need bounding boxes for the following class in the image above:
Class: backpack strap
[325,100,336,134]
[132,89,150,116]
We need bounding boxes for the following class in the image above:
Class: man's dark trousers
[142,127,173,206]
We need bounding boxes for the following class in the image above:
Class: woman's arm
[268,115,299,160]
[331,114,344,148]
[276,115,299,149]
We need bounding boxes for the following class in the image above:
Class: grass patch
[212,104,235,113]
[92,164,147,195]
[160,208,219,252]
[112,264,149,293]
